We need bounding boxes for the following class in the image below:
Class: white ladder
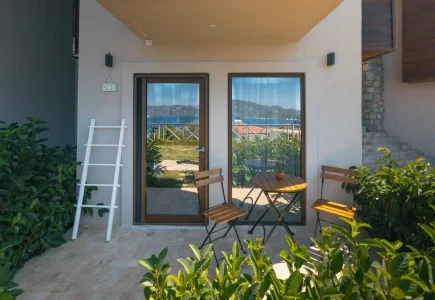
[72,119,127,242]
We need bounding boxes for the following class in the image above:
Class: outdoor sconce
[105,52,113,67]
[327,52,336,66]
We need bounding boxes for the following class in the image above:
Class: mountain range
[148,99,300,119]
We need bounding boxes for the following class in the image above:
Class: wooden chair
[195,168,248,264]
[311,165,358,238]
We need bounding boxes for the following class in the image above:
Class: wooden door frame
[133,73,209,225]
[227,73,307,225]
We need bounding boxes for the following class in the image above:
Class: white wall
[77,0,362,226]
[383,0,435,157]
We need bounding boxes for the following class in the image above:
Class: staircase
[362,131,435,171]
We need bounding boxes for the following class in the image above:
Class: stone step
[364,155,435,172]
[362,142,412,154]
[362,131,388,139]
[362,130,432,172]
[363,149,424,161]
[424,155,435,166]
[362,136,399,146]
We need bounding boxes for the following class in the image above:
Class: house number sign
[102,82,117,92]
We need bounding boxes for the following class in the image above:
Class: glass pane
[146,83,200,215]
[231,77,303,224]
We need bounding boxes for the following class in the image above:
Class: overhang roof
[97,0,344,45]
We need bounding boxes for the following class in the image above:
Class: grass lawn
[157,144,198,161]
[148,170,195,188]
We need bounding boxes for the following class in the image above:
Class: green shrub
[0,118,96,270]
[0,256,23,300]
[146,126,164,185]
[232,136,301,187]
[139,216,435,299]
[355,148,435,249]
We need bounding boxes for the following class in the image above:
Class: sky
[147,83,200,106]
[232,77,301,110]
[147,77,302,110]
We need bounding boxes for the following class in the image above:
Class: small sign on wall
[102,82,117,92]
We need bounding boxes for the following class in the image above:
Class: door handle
[195,146,205,152]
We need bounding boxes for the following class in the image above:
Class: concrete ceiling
[97,0,344,45]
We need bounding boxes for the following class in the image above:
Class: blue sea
[147,116,299,125]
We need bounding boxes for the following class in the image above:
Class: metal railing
[147,123,302,141]
[147,123,198,141]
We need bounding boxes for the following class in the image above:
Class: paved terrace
[15,224,316,300]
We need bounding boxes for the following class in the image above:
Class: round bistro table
[248,172,307,245]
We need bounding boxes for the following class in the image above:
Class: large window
[228,74,305,225]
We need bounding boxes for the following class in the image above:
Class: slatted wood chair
[195,168,248,264]
[311,165,358,238]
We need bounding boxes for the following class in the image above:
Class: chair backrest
[194,168,224,188]
[194,168,227,208]
[320,165,358,184]
[320,165,358,200]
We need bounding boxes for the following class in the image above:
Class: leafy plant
[139,215,435,299]
[146,126,164,185]
[274,160,284,173]
[232,136,301,187]
[0,261,23,300]
[0,118,97,270]
[355,147,435,249]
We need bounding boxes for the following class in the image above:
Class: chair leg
[245,191,263,220]
[200,222,219,265]
[313,211,322,239]
[200,222,217,249]
[222,223,234,238]
[232,219,246,254]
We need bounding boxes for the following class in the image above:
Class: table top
[252,172,307,193]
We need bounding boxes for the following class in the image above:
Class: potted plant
[275,160,285,180]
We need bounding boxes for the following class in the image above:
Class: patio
[14,224,315,300]
[146,187,302,223]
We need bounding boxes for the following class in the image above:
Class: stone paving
[145,187,302,224]
[14,224,316,300]
[146,187,199,214]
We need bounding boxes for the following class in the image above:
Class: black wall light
[105,52,113,67]
[327,52,335,66]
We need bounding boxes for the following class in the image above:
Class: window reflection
[230,76,303,224]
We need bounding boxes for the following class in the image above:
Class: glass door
[228,74,305,225]
[135,75,208,224]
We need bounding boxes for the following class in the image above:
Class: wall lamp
[327,52,336,66]
[105,53,113,68]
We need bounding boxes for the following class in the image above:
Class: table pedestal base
[248,191,302,246]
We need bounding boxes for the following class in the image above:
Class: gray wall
[0,0,76,147]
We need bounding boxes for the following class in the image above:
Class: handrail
[146,123,302,141]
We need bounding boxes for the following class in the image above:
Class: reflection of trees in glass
[146,126,164,185]
[232,136,301,187]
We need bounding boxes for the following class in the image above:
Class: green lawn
[148,170,195,188]
[157,145,198,161]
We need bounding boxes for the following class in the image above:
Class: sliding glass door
[228,74,305,225]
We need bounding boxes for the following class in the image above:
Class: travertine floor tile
[16,224,315,299]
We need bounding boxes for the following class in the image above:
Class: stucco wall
[0,1,77,147]
[77,0,362,226]
[383,0,435,156]
[0,0,77,147]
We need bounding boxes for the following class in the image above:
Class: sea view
[147,116,300,125]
